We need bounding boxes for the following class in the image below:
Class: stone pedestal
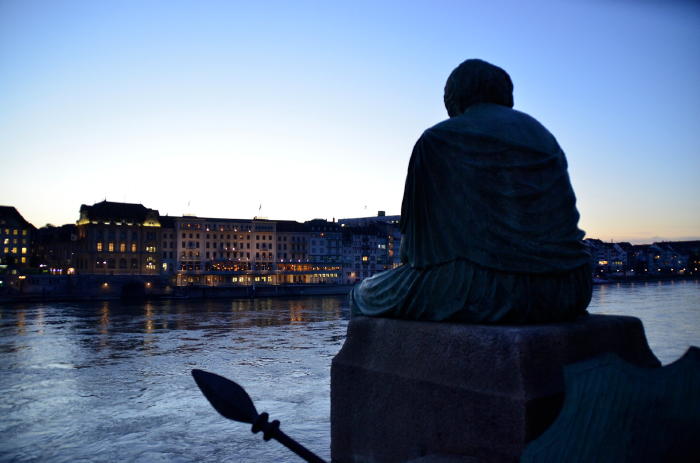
[331,314,660,463]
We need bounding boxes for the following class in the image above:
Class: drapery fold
[351,103,591,322]
[399,103,589,274]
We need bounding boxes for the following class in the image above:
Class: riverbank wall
[0,273,353,303]
[594,275,699,284]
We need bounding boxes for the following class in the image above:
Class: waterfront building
[668,241,700,275]
[75,201,162,275]
[648,242,688,275]
[302,219,343,284]
[33,224,78,274]
[585,239,628,275]
[172,216,342,286]
[0,206,35,269]
[342,224,389,283]
[338,210,400,228]
[626,244,654,275]
[339,211,402,270]
[159,216,177,275]
[306,219,343,264]
[275,220,310,284]
[276,220,309,263]
[173,215,257,283]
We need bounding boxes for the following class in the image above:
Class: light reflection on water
[0,281,698,462]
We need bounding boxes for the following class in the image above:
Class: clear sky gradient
[1,0,699,243]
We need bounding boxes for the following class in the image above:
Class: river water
[1,281,698,462]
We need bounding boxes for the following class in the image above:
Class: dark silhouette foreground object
[351,59,591,323]
[521,347,700,462]
[191,369,326,463]
[331,314,661,463]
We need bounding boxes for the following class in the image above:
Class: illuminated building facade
[75,201,162,275]
[342,224,390,283]
[172,216,343,286]
[159,216,177,275]
[275,220,310,283]
[585,239,629,275]
[0,206,35,268]
[339,211,402,279]
[306,219,343,264]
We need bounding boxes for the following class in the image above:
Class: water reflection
[145,302,155,334]
[100,302,110,334]
[35,306,45,335]
[16,309,25,336]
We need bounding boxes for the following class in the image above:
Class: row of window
[3,238,27,245]
[93,229,157,240]
[2,246,27,255]
[182,241,253,250]
[178,242,310,252]
[95,242,157,253]
[93,256,156,270]
[179,223,252,232]
[1,228,28,236]
[180,232,285,241]
[178,250,298,261]
[96,258,140,269]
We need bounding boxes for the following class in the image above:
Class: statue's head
[444,59,514,117]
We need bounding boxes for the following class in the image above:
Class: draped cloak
[351,103,592,322]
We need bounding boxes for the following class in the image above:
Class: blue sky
[1,0,698,242]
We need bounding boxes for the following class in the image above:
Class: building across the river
[74,201,162,275]
[0,206,35,268]
[10,200,700,291]
[585,238,699,277]
[170,216,343,286]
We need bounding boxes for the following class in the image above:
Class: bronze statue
[351,59,592,323]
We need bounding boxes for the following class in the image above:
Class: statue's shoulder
[426,104,560,154]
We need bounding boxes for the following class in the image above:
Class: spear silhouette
[191,369,326,463]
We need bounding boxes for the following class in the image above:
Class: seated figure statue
[351,59,592,324]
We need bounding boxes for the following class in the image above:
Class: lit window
[131,243,137,252]
[21,247,26,254]
[13,229,18,235]
[108,242,114,252]
[21,257,26,263]
[119,243,126,252]
[22,230,27,236]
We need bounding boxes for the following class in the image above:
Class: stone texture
[331,314,660,463]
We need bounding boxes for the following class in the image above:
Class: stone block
[331,314,660,463]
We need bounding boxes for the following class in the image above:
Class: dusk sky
[1,0,698,243]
